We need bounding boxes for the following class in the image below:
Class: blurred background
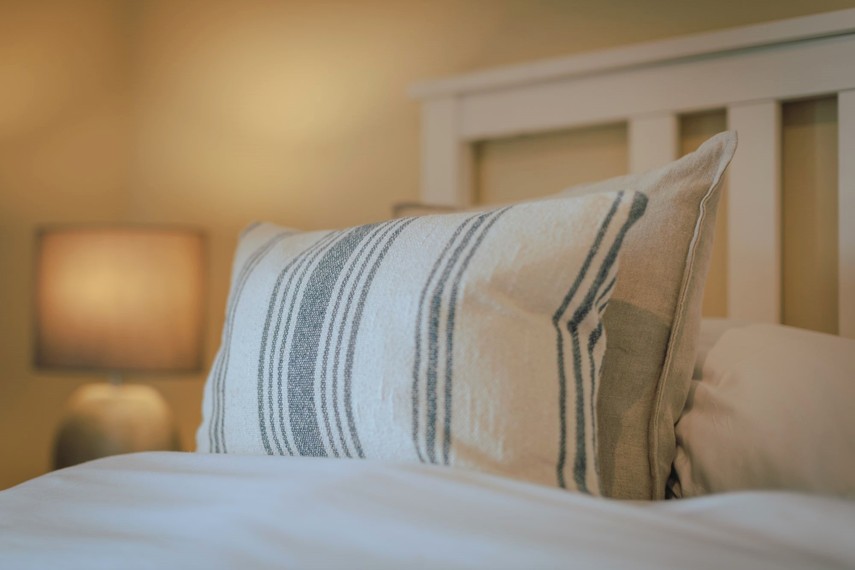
[2,0,852,489]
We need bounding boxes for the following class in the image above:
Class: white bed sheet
[1,452,853,569]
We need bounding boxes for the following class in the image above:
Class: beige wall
[476,123,628,204]
[2,0,854,490]
[782,96,839,334]
[0,0,132,487]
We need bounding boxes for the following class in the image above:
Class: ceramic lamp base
[53,383,180,470]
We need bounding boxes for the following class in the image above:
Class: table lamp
[35,226,206,469]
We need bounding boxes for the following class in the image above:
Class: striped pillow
[196,191,647,493]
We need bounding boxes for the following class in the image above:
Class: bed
[1,451,853,569]
[2,9,855,570]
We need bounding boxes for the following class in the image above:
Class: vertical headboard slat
[839,90,855,338]
[726,101,782,324]
[421,97,471,207]
[628,114,679,174]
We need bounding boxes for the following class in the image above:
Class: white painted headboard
[410,9,855,338]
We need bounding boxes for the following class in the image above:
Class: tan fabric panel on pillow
[561,132,736,499]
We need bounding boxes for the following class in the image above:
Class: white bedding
[1,452,853,569]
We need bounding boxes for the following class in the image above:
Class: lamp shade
[35,226,206,373]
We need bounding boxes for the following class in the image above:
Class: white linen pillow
[674,323,855,497]
[196,192,647,493]
[391,132,737,499]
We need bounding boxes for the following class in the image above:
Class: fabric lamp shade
[35,227,206,373]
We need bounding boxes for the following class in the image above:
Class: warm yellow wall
[3,0,855,490]
[782,96,839,334]
[475,123,628,204]
[0,0,133,487]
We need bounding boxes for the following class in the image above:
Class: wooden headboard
[411,9,855,338]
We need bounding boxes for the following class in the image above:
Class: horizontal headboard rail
[411,9,855,337]
[411,8,855,99]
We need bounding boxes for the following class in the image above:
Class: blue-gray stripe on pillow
[410,214,481,462]
[318,222,393,458]
[253,218,416,459]
[341,217,416,458]
[596,275,617,312]
[441,207,512,464]
[424,209,497,464]
[567,191,648,490]
[327,220,410,457]
[286,224,379,457]
[257,231,340,455]
[552,193,623,489]
[587,320,604,479]
[210,228,293,452]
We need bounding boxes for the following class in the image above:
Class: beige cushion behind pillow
[562,132,736,499]
[675,324,855,497]
[693,318,750,379]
